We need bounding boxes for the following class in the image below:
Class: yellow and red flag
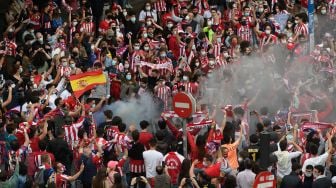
[69,70,107,98]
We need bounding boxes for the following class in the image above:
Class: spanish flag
[69,70,107,98]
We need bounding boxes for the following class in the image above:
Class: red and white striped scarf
[153,0,167,12]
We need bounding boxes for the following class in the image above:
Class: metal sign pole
[308,0,315,53]
[183,118,188,158]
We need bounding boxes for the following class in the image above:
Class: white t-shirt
[274,143,302,178]
[302,152,329,173]
[143,149,163,178]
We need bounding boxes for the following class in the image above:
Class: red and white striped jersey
[153,0,167,12]
[63,116,85,150]
[130,50,144,72]
[105,126,119,141]
[113,132,132,152]
[129,159,145,173]
[33,151,54,168]
[213,42,221,58]
[328,0,336,15]
[1,39,17,56]
[237,24,253,43]
[179,42,186,58]
[93,137,108,151]
[294,23,308,38]
[155,57,173,75]
[155,85,171,110]
[80,21,95,33]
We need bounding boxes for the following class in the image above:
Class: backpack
[34,168,54,187]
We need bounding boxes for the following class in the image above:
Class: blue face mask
[126,75,132,80]
[111,60,116,66]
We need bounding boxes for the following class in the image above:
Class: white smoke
[93,93,162,129]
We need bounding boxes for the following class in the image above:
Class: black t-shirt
[147,76,158,92]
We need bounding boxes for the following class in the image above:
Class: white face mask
[202,162,209,167]
[134,46,140,51]
[145,6,151,11]
[131,17,136,22]
[183,76,188,81]
[73,21,78,26]
[91,45,95,50]
[223,52,229,57]
[38,38,43,43]
[146,21,152,26]
[217,37,221,43]
[287,23,292,28]
[195,62,200,67]
[124,64,129,69]
[62,62,68,67]
[209,60,215,65]
[185,16,190,21]
[70,64,76,68]
[167,23,173,28]
[143,33,148,38]
[295,20,299,24]
[208,21,212,26]
[258,8,264,12]
[321,10,327,14]
[265,30,271,35]
[201,51,206,56]
[305,172,312,177]
[126,75,132,80]
[19,67,23,73]
[123,11,127,16]
[144,46,149,51]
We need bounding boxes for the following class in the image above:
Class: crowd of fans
[0,0,336,187]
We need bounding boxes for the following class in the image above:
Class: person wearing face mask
[293,13,308,41]
[69,60,82,75]
[152,48,172,76]
[280,162,303,188]
[312,165,332,188]
[54,161,85,188]
[255,24,278,50]
[139,3,158,23]
[235,16,253,45]
[303,165,314,188]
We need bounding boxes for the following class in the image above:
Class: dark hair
[19,162,28,176]
[96,128,105,137]
[54,97,62,107]
[250,134,259,144]
[233,107,245,116]
[140,120,149,129]
[306,165,313,170]
[132,130,140,142]
[104,110,113,119]
[169,141,178,151]
[118,123,127,132]
[10,140,20,151]
[309,143,318,155]
[93,167,107,188]
[279,139,288,151]
[111,116,122,126]
[256,123,264,133]
[156,165,164,175]
[38,139,47,151]
[155,130,165,141]
[224,175,237,188]
[112,173,125,188]
[244,158,253,169]
[158,119,166,129]
[330,165,336,177]
[149,138,157,147]
[314,165,324,174]
[178,159,191,183]
[292,162,301,172]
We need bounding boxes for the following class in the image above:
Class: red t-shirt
[139,132,153,149]
[30,137,40,152]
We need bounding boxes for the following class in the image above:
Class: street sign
[173,92,196,118]
[253,171,276,188]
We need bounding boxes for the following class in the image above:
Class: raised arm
[67,163,84,181]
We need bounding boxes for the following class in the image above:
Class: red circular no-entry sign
[172,92,196,118]
[253,171,276,188]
